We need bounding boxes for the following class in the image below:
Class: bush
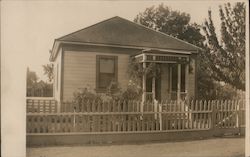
[73,87,101,104]
[72,82,142,107]
[118,80,142,101]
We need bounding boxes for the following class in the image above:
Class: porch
[133,49,193,103]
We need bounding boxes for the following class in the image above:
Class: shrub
[119,80,142,101]
[73,86,101,104]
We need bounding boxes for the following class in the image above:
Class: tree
[27,67,38,88]
[134,4,218,99]
[134,4,205,47]
[27,68,39,96]
[203,2,246,91]
[42,63,54,83]
[26,67,53,97]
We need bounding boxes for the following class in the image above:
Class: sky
[2,0,233,81]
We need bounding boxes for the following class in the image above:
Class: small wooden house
[50,16,201,104]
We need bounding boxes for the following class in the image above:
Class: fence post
[73,106,76,132]
[154,99,157,119]
[159,101,162,131]
[140,101,144,120]
[211,101,216,130]
[238,100,242,135]
[236,100,240,128]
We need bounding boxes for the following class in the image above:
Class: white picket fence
[27,99,245,134]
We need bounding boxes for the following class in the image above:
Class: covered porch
[134,49,193,103]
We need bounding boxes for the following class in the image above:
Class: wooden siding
[62,51,130,101]
[54,48,62,102]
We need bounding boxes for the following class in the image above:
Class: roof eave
[49,40,201,62]
[57,40,199,54]
[50,40,60,62]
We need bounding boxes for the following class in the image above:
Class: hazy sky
[2,1,232,81]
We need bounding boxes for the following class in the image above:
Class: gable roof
[57,16,201,52]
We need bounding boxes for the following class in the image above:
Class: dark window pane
[97,56,117,89]
[100,58,114,73]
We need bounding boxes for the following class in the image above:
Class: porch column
[152,56,156,101]
[169,66,172,99]
[185,63,189,100]
[177,63,181,102]
[142,54,146,104]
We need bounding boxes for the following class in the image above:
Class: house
[50,16,201,105]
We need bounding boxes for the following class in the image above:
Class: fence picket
[31,99,35,112]
[43,101,46,113]
[49,100,52,113]
[195,100,198,112]
[37,100,40,113]
[114,100,118,112]
[227,100,230,128]
[97,100,101,112]
[200,100,203,111]
[222,100,225,128]
[223,100,226,128]
[230,100,234,128]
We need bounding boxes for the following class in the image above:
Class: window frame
[96,55,118,92]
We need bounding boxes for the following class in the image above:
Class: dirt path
[27,137,245,157]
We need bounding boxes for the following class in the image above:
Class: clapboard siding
[54,48,62,103]
[63,51,130,101]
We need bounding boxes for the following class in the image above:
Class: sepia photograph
[1,0,249,157]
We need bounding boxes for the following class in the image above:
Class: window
[96,55,118,91]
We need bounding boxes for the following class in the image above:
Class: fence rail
[27,99,245,134]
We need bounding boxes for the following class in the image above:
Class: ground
[27,137,245,157]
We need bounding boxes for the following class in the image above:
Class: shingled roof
[56,16,200,52]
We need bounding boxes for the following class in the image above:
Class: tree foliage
[26,67,53,97]
[203,2,246,91]
[134,3,245,99]
[27,67,38,89]
[134,4,205,47]
[127,57,161,87]
[42,63,54,83]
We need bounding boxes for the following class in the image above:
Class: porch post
[169,65,172,99]
[177,63,181,102]
[185,63,189,100]
[142,54,146,105]
[152,56,156,101]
